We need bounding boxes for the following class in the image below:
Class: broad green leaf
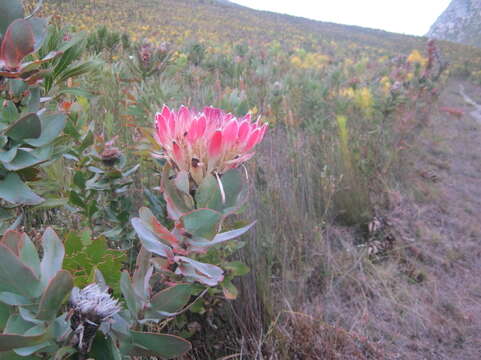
[131,218,173,258]
[89,334,121,360]
[224,261,250,276]
[181,209,222,240]
[85,237,108,263]
[53,314,70,340]
[68,191,85,209]
[1,230,23,256]
[0,173,43,205]
[8,79,27,98]
[13,325,50,356]
[0,101,18,125]
[27,17,48,52]
[0,292,32,306]
[78,131,93,152]
[64,233,83,255]
[161,164,194,218]
[24,113,66,147]
[0,0,24,36]
[0,351,38,359]
[175,257,224,287]
[73,171,86,190]
[37,271,73,320]
[1,19,35,69]
[3,147,51,171]
[138,207,155,228]
[4,314,33,334]
[0,244,41,298]
[18,306,41,326]
[132,247,151,300]
[187,221,256,250]
[174,171,189,194]
[40,228,65,287]
[0,302,10,331]
[195,168,245,214]
[0,332,48,352]
[4,113,41,141]
[120,271,139,319]
[127,331,191,359]
[19,235,41,277]
[147,284,193,318]
[0,146,18,163]
[27,87,40,113]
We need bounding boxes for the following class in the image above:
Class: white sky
[232,0,451,36]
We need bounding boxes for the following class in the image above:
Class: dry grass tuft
[265,311,386,360]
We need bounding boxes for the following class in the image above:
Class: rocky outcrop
[427,0,481,47]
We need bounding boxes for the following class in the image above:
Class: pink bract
[154,105,267,184]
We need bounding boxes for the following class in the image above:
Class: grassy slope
[37,0,481,65]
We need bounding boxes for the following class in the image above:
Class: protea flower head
[69,284,120,322]
[154,105,268,184]
[68,284,120,354]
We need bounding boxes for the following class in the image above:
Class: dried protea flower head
[69,284,120,321]
[154,105,268,185]
[68,284,120,354]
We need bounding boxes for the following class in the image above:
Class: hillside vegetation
[36,0,481,64]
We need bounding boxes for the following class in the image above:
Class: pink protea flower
[154,105,267,184]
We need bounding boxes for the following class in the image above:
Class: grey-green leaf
[0,173,44,205]
[0,244,41,298]
[5,113,41,141]
[195,168,245,214]
[181,209,222,240]
[24,112,66,147]
[147,284,192,318]
[40,228,65,287]
[0,0,24,36]
[120,271,139,319]
[37,270,73,320]
[0,332,48,352]
[127,331,191,359]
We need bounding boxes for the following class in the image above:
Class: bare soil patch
[298,79,481,360]
[383,78,481,359]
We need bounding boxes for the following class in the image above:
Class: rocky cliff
[427,0,481,47]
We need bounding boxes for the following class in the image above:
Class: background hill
[428,0,481,47]
[36,0,480,63]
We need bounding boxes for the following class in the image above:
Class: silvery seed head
[70,284,121,322]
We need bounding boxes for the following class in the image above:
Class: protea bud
[68,284,120,354]
[100,147,122,166]
[137,41,155,70]
[97,135,122,166]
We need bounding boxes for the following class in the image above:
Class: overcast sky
[231,0,451,36]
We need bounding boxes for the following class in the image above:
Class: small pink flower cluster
[155,105,267,184]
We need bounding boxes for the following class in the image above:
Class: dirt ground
[385,78,481,359]
[296,78,481,360]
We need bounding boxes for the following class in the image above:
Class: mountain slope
[428,0,481,47]
[37,0,423,52]
[34,0,481,68]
